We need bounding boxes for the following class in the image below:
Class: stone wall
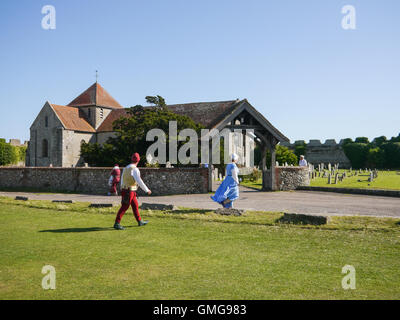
[27,102,65,167]
[275,166,310,191]
[62,130,94,167]
[0,167,209,195]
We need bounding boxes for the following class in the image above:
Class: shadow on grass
[39,226,135,233]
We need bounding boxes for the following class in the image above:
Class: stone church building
[27,82,282,168]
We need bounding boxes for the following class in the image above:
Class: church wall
[28,103,64,167]
[95,107,112,130]
[62,130,95,167]
[79,106,112,130]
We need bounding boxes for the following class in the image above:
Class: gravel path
[1,187,400,218]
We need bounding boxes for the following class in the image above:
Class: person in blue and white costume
[211,153,240,208]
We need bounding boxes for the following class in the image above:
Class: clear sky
[0,0,399,143]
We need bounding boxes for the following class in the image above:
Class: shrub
[366,147,385,169]
[342,143,369,169]
[355,137,370,144]
[381,142,400,169]
[249,168,262,182]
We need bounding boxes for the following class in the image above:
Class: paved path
[1,187,400,218]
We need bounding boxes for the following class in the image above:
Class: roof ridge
[166,99,238,106]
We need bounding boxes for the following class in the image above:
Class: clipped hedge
[0,140,26,166]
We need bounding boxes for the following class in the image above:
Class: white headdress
[231,153,239,162]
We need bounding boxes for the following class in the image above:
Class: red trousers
[115,189,141,223]
[109,178,120,194]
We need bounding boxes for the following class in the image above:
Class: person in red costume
[114,153,152,230]
[108,164,121,196]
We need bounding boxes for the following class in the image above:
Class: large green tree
[254,144,298,168]
[81,96,203,167]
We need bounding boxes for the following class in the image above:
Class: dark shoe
[138,220,149,227]
[113,222,125,230]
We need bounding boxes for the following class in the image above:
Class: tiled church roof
[51,104,96,132]
[96,100,241,132]
[67,82,123,109]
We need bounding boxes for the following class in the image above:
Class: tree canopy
[80,96,203,167]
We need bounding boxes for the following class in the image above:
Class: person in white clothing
[114,153,152,230]
[299,155,308,167]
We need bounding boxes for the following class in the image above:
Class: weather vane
[95,70,98,83]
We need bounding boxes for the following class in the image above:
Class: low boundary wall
[297,186,400,198]
[275,166,310,191]
[0,167,209,196]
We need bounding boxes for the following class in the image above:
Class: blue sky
[0,0,399,143]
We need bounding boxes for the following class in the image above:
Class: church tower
[67,82,123,130]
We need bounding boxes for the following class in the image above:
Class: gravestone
[215,208,244,216]
[15,196,28,201]
[141,203,177,211]
[368,172,374,182]
[89,203,114,208]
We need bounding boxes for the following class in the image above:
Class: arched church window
[88,109,91,118]
[42,139,49,158]
[45,116,48,127]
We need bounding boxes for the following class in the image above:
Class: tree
[341,138,353,145]
[254,144,298,168]
[0,139,20,166]
[372,136,387,147]
[381,142,400,169]
[389,133,400,143]
[80,96,203,167]
[342,142,369,169]
[293,141,306,159]
[366,147,385,169]
[355,137,369,144]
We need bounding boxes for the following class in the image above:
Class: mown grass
[310,170,400,190]
[241,170,400,191]
[1,197,399,299]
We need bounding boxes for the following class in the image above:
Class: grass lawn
[241,170,400,191]
[310,170,400,190]
[1,197,400,299]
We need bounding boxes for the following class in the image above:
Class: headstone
[15,196,28,201]
[328,163,331,172]
[219,173,222,181]
[89,203,114,208]
[278,213,329,225]
[276,161,279,166]
[140,203,177,211]
[52,200,74,203]
[215,208,244,216]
